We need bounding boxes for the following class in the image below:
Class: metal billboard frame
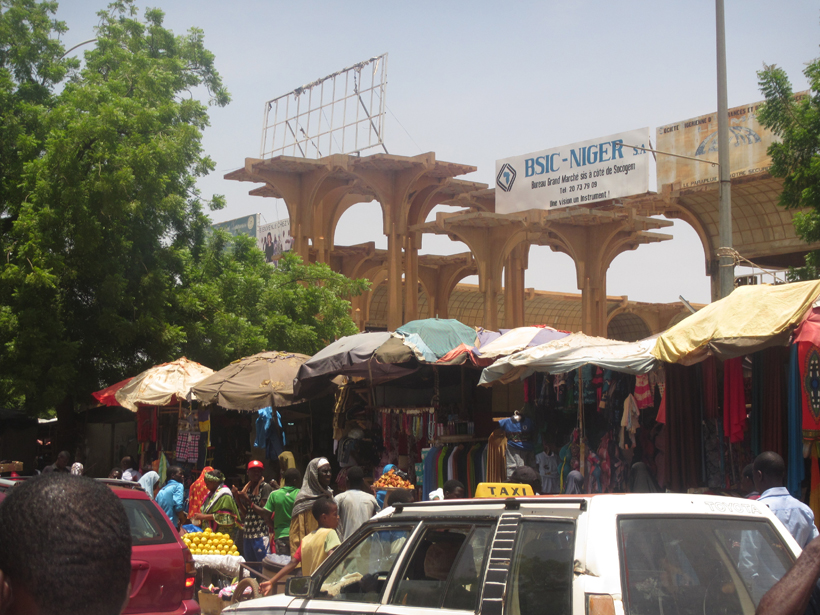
[261,54,388,159]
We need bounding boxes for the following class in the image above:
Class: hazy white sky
[56,1,819,305]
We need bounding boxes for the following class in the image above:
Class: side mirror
[286,576,313,597]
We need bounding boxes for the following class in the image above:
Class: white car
[224,493,801,615]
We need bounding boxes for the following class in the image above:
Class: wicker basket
[198,591,226,615]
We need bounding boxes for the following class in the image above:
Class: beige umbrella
[190,351,311,412]
[115,357,214,411]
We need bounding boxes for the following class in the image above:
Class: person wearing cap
[233,460,274,562]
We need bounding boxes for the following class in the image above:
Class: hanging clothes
[535,450,559,494]
[700,358,720,420]
[620,395,639,450]
[788,344,806,498]
[723,357,747,443]
[665,364,703,493]
[633,375,653,410]
[137,407,158,442]
[799,342,820,441]
[487,429,507,483]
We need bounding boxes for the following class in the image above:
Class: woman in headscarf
[138,470,160,500]
[289,458,332,554]
[187,466,214,523]
[193,469,242,541]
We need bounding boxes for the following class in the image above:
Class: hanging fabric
[799,341,820,441]
[788,344,806,498]
[723,357,746,443]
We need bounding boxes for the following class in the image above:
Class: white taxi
[224,492,801,615]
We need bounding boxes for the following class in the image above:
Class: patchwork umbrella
[115,357,214,411]
[294,332,417,398]
[92,377,133,407]
[477,326,570,359]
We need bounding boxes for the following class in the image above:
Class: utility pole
[716,0,734,298]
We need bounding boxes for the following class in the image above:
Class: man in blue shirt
[755,451,819,549]
[156,466,185,528]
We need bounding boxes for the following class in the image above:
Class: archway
[607,312,651,342]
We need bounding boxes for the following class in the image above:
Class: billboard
[257,218,293,265]
[654,95,806,189]
[495,128,651,214]
[211,214,258,238]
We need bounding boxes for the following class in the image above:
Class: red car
[0,477,200,615]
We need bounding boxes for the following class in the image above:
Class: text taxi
[224,492,801,615]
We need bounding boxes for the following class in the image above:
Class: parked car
[223,492,802,615]
[0,477,200,615]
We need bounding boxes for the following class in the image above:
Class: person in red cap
[233,460,275,562]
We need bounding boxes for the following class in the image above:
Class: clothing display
[535,451,559,494]
[487,428,507,483]
[175,431,199,463]
[723,357,747,443]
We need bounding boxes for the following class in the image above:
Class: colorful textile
[633,374,653,409]
[202,485,241,539]
[188,466,214,518]
[800,342,820,440]
[487,429,507,483]
[620,394,639,450]
[175,431,200,463]
[723,357,746,443]
[499,417,534,450]
[137,406,158,442]
[788,344,806,498]
[243,482,273,539]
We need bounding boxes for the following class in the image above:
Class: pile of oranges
[373,468,413,489]
[183,527,239,556]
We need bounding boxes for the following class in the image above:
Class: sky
[55,0,820,305]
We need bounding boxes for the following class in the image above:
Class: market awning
[91,377,133,407]
[294,332,417,398]
[115,357,214,412]
[479,333,659,385]
[477,326,570,359]
[190,351,311,411]
[652,280,820,365]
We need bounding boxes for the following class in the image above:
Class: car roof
[0,476,150,500]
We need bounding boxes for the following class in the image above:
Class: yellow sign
[474,482,534,498]
[655,94,806,190]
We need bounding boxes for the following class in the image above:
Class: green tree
[758,57,820,279]
[0,0,228,415]
[179,235,368,369]
[0,0,368,424]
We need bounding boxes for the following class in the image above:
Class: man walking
[754,451,819,549]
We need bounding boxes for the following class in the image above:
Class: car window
[506,520,575,615]
[120,498,176,545]
[390,525,492,611]
[316,526,414,603]
[619,517,794,615]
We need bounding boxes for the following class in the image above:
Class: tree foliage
[179,235,368,370]
[0,0,367,415]
[758,57,820,279]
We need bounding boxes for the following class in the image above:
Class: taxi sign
[474,482,533,498]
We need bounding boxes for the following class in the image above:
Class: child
[260,496,340,596]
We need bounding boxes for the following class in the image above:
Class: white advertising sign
[495,128,651,214]
[257,218,293,265]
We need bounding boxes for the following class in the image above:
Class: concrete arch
[607,312,652,342]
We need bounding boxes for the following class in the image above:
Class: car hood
[223,592,295,612]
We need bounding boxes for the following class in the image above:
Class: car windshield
[120,498,176,546]
[619,516,794,615]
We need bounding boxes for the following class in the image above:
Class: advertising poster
[495,128,651,214]
[257,218,293,265]
[654,94,806,189]
[211,214,258,238]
